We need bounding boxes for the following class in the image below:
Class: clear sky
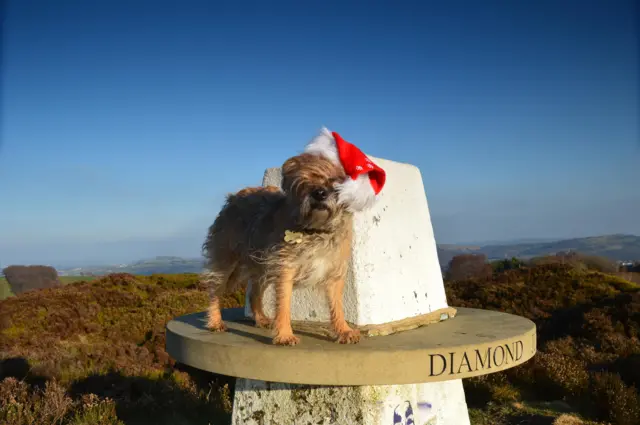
[2,0,638,266]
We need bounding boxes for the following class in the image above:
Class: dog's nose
[311,189,328,201]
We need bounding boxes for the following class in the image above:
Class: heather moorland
[1,257,639,425]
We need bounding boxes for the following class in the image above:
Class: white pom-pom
[304,127,340,165]
[336,173,377,212]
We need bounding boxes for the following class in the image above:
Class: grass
[0,264,639,424]
[0,278,14,300]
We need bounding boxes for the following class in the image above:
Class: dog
[201,152,360,346]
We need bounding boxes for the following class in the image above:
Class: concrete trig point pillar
[166,157,537,425]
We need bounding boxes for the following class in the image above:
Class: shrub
[0,378,73,425]
[447,263,640,424]
[0,377,124,425]
[1,264,638,424]
[0,272,242,425]
[491,257,526,273]
[577,255,618,274]
[446,253,493,281]
[589,372,640,425]
[2,265,60,295]
[532,348,590,398]
[553,415,584,425]
[530,253,618,274]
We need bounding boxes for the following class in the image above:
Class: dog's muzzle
[311,202,330,211]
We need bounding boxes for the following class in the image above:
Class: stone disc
[165,307,536,386]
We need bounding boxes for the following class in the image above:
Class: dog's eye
[311,189,328,201]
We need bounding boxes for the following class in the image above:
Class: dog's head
[281,153,350,230]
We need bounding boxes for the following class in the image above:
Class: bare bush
[530,252,618,273]
[2,265,60,295]
[446,253,492,281]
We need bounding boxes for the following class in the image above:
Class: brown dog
[201,152,360,346]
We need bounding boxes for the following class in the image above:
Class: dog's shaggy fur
[201,153,360,346]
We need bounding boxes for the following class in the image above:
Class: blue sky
[2,0,638,266]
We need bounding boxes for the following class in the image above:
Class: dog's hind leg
[202,262,238,332]
[249,278,273,329]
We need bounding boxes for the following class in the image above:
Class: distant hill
[436,245,482,269]
[450,237,561,246]
[438,234,640,268]
[479,234,640,261]
[54,235,640,275]
[58,256,204,276]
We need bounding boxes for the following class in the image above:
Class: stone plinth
[231,379,469,425]
[166,308,536,423]
[166,155,537,424]
[166,308,536,385]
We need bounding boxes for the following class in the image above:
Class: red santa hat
[304,127,386,212]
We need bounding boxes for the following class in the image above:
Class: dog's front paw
[273,333,300,346]
[337,329,361,344]
[207,321,227,332]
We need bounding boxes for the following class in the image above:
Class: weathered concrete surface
[231,378,471,425]
[245,157,448,326]
[165,307,536,385]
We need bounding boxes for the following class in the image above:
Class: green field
[0,276,96,301]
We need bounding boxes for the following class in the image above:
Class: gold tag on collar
[284,230,303,244]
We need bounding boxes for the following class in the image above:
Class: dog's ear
[281,156,301,194]
[282,156,301,177]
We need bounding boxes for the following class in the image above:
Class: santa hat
[304,127,386,212]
